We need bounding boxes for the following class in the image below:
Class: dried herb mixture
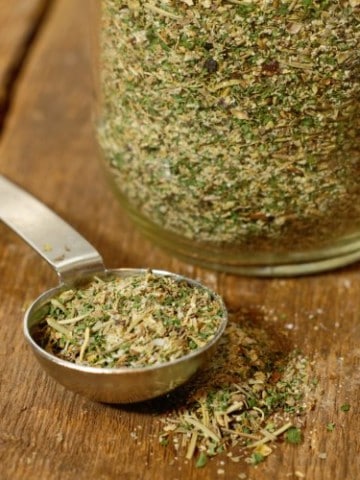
[158,312,316,466]
[100,0,360,250]
[34,271,225,368]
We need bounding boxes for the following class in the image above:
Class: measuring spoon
[0,175,227,403]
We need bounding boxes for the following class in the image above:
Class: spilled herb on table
[159,311,316,466]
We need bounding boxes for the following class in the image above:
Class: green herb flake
[195,451,208,468]
[340,403,351,412]
[250,452,265,465]
[285,427,303,444]
[326,422,336,432]
[159,436,169,446]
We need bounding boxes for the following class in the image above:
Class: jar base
[130,211,360,276]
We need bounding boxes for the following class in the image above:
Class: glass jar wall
[98,0,360,276]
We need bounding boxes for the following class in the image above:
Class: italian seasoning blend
[99,0,360,259]
[157,311,316,467]
[34,272,225,368]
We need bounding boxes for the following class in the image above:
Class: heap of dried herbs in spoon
[100,0,360,251]
[33,271,225,368]
[158,312,316,467]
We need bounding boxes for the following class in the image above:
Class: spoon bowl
[25,268,226,403]
[0,176,227,403]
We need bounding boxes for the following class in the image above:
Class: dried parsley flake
[250,452,265,466]
[33,271,225,368]
[326,422,336,432]
[285,426,303,444]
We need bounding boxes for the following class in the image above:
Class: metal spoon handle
[0,175,105,282]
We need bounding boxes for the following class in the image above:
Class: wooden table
[0,1,359,479]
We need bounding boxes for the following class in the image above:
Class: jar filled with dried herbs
[98,0,360,275]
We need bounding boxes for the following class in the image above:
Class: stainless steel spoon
[0,175,227,403]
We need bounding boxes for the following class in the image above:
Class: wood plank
[0,1,359,479]
[0,0,51,129]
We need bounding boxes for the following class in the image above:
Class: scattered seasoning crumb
[100,0,360,255]
[285,426,303,444]
[284,323,294,330]
[32,271,225,368]
[318,452,327,460]
[195,451,208,468]
[294,471,305,479]
[55,432,64,444]
[248,452,265,466]
[159,310,316,466]
[326,422,336,432]
[341,279,352,289]
[340,403,350,412]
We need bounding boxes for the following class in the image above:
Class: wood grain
[0,0,51,129]
[0,1,359,479]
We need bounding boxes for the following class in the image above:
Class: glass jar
[98,0,360,276]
